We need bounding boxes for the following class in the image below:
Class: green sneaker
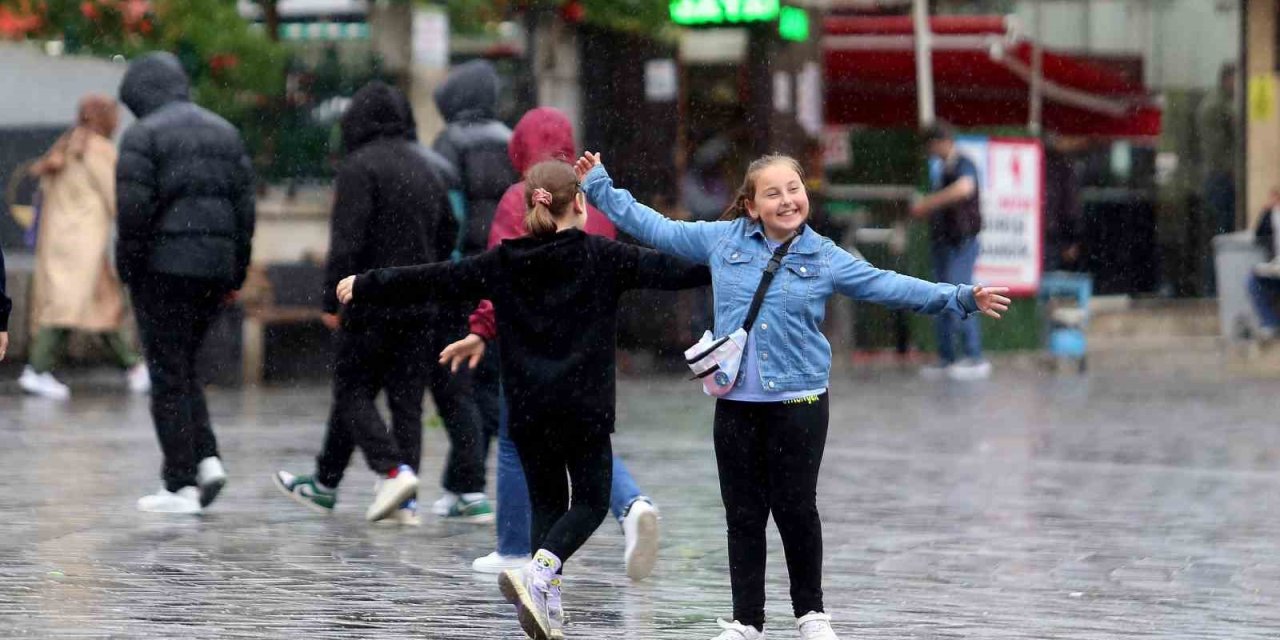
[444,494,495,524]
[273,471,336,514]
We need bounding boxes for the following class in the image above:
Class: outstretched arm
[610,241,712,291]
[829,245,1009,319]
[339,251,496,306]
[576,153,726,265]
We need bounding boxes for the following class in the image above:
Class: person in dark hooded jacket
[432,58,518,499]
[272,81,491,525]
[116,52,254,515]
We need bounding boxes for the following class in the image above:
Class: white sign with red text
[954,137,1043,296]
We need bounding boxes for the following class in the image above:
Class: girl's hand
[974,285,1011,319]
[336,275,357,304]
[573,152,602,181]
[0,332,7,362]
[439,333,487,373]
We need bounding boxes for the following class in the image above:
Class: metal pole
[1029,0,1044,134]
[913,0,936,126]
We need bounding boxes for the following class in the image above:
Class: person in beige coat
[19,94,148,399]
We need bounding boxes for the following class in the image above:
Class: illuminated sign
[778,6,808,42]
[669,0,781,27]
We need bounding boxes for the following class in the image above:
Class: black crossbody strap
[740,228,801,332]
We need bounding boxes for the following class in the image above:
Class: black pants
[714,394,829,629]
[472,346,502,459]
[315,317,486,493]
[131,274,226,493]
[510,420,612,564]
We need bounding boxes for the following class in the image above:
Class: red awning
[823,16,1162,137]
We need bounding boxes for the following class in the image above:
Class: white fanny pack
[685,230,800,397]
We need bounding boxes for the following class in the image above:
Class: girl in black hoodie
[337,160,708,640]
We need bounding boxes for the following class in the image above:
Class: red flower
[80,1,98,20]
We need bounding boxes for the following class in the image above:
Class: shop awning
[823,15,1162,137]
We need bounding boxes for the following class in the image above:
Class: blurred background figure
[1246,188,1280,343]
[19,94,147,400]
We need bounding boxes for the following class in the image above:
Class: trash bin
[1038,272,1092,372]
[1213,231,1267,342]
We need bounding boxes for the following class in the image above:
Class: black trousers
[315,317,486,494]
[510,420,612,565]
[714,394,829,629]
[131,274,226,493]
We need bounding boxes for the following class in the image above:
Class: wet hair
[720,154,805,221]
[524,160,580,236]
[922,122,955,145]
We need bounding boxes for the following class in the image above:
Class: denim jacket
[583,165,978,392]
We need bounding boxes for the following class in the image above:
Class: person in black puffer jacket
[432,59,517,477]
[271,81,490,525]
[116,52,254,515]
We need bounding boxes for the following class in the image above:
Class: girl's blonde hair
[719,154,805,221]
[524,160,580,236]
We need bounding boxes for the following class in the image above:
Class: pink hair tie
[531,188,554,207]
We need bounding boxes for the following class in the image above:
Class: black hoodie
[352,229,710,436]
[326,81,460,326]
[432,60,517,257]
[115,52,255,288]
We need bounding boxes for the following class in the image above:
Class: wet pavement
[2,369,1280,638]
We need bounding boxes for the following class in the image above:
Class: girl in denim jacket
[576,152,1009,640]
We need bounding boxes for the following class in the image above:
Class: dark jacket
[1257,206,1277,261]
[0,246,11,332]
[352,230,710,435]
[931,153,983,247]
[433,60,518,257]
[325,81,460,327]
[115,52,255,288]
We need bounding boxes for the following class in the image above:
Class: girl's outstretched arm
[827,244,1009,318]
[339,251,497,306]
[577,153,727,265]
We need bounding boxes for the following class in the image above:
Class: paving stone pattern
[2,370,1280,638]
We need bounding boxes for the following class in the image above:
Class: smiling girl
[576,152,1010,640]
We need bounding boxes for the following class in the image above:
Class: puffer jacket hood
[434,59,499,123]
[342,81,415,154]
[508,107,576,176]
[119,52,190,118]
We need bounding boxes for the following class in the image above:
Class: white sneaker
[19,366,70,400]
[796,612,838,640]
[711,619,765,640]
[127,363,151,394]
[385,498,421,526]
[473,551,532,574]
[137,486,202,514]
[431,492,458,516]
[947,358,992,381]
[918,363,951,380]
[499,551,559,640]
[622,499,660,581]
[366,466,419,522]
[196,456,227,508]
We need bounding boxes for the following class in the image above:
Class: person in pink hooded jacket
[440,108,660,581]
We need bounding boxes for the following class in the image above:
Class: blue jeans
[494,392,646,556]
[1248,273,1280,329]
[931,238,983,364]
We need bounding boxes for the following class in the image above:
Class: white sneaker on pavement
[366,466,419,522]
[473,551,532,574]
[196,456,227,508]
[499,550,560,640]
[127,363,151,394]
[947,358,992,381]
[711,619,765,640]
[622,499,660,580]
[136,486,202,514]
[431,492,458,516]
[796,612,839,640]
[19,366,70,400]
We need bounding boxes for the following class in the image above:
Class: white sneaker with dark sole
[196,457,227,508]
[622,499,660,580]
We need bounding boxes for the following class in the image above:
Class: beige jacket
[33,132,126,331]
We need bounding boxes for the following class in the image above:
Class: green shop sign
[669,0,809,42]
